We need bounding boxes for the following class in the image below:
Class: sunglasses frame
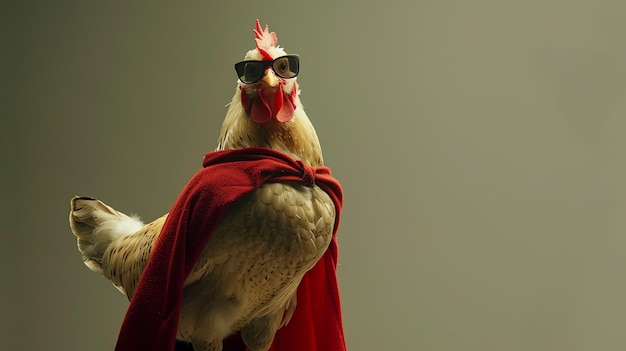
[234,55,300,84]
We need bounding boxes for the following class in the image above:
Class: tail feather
[69,196,144,273]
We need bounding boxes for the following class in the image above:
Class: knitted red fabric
[115,147,345,351]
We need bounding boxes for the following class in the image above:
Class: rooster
[69,20,345,351]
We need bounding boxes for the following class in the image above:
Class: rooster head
[236,19,299,124]
[218,20,323,167]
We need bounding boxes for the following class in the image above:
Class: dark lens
[235,61,264,83]
[243,62,263,83]
[272,56,299,79]
[273,57,291,78]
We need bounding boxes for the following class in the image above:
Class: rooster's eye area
[243,63,260,82]
[234,55,299,83]
[273,56,299,79]
[274,59,289,76]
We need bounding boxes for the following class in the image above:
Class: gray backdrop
[7,1,626,350]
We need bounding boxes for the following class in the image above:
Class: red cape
[115,147,346,351]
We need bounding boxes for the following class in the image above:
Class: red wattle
[276,98,294,123]
[251,88,272,123]
[274,85,284,115]
[243,84,297,124]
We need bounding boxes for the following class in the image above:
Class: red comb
[253,19,277,61]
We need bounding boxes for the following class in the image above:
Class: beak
[261,68,280,88]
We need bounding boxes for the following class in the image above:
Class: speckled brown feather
[102,214,168,299]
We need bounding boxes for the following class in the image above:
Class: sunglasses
[235,55,300,84]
